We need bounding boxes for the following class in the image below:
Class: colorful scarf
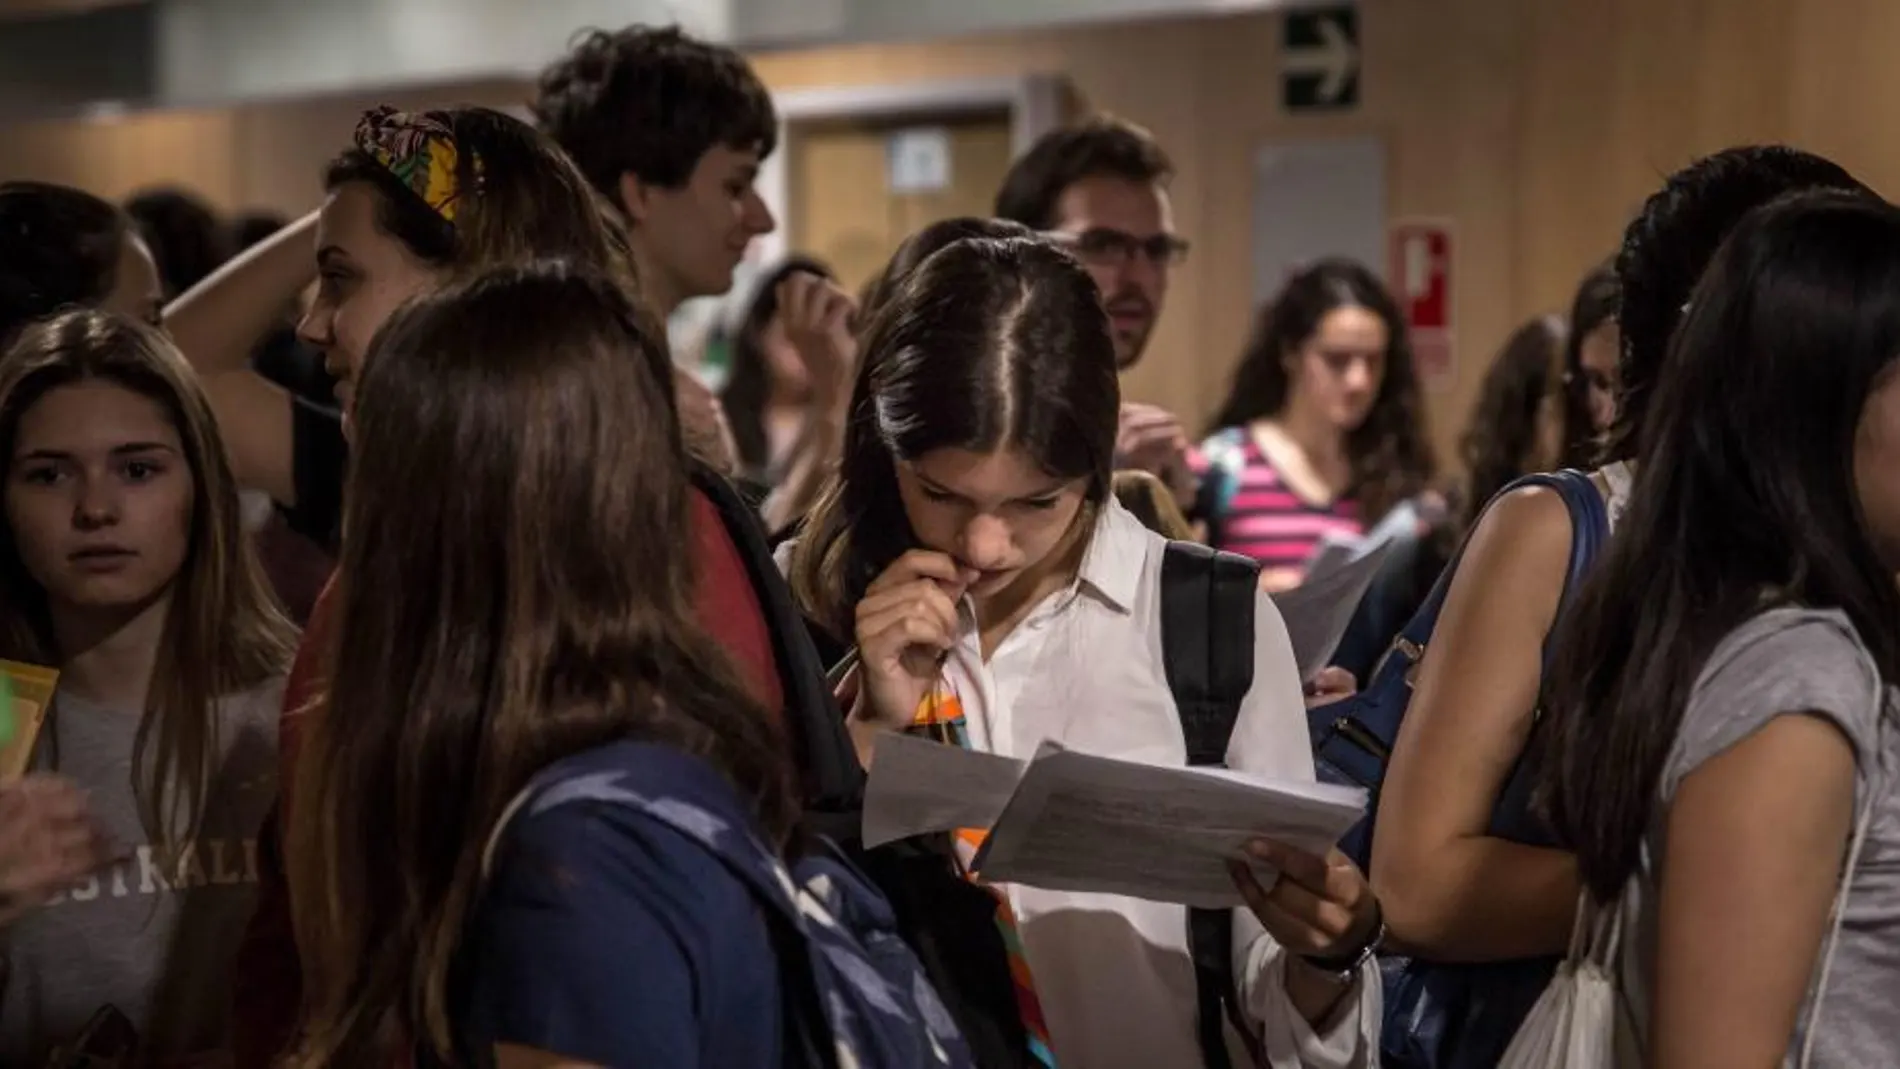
[909,683,1058,1067]
[352,105,480,223]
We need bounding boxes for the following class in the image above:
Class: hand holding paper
[972,748,1366,908]
[1230,838,1381,963]
[1271,535,1400,682]
[864,738,1368,909]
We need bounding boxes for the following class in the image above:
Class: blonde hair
[1113,469,1195,541]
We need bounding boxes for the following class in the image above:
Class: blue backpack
[1302,470,1609,1069]
[485,740,977,1069]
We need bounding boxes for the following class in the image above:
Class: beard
[1106,291,1156,370]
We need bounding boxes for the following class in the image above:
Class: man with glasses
[996,117,1199,507]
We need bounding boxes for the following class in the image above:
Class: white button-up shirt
[781,499,1378,1066]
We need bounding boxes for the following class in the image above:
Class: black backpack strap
[1161,541,1260,765]
[690,464,866,820]
[1159,541,1261,1069]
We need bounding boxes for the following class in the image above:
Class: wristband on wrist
[1299,900,1385,976]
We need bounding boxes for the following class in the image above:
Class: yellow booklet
[0,659,57,782]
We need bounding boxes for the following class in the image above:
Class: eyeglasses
[1047,227,1191,269]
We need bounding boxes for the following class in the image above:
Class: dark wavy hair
[1606,145,1866,464]
[1558,262,1619,467]
[1540,190,1900,901]
[1461,314,1566,527]
[534,24,777,203]
[288,261,788,1065]
[720,255,834,477]
[124,187,231,299]
[1206,258,1436,524]
[789,236,1119,638]
[859,217,1037,327]
[994,116,1173,231]
[0,182,132,345]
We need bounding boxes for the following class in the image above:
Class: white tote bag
[1495,890,1639,1069]
[1500,797,1874,1069]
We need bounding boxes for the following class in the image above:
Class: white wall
[733,0,1290,47]
[156,0,729,105]
[152,0,1308,105]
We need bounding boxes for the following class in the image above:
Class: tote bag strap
[1561,790,1871,1066]
[1796,790,1875,1067]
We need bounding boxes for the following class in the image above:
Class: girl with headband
[198,105,789,1068]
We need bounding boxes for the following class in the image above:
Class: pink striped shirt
[1202,430,1362,573]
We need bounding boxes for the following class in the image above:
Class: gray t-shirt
[0,679,283,1065]
[1621,607,1899,1067]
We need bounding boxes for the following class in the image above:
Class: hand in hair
[776,271,857,398]
[760,272,858,532]
[1115,402,1197,505]
[0,774,112,926]
[848,550,975,763]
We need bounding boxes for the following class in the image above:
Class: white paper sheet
[861,731,1027,848]
[1304,498,1419,585]
[1304,537,1358,585]
[1271,534,1401,681]
[972,747,1368,908]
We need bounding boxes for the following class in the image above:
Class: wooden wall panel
[0,107,238,204]
[229,79,530,216]
[4,0,1900,470]
[752,0,1900,467]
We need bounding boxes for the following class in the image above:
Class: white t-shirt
[0,678,284,1064]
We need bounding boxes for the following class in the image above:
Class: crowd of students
[0,18,1893,1069]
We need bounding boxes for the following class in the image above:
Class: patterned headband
[352,105,482,224]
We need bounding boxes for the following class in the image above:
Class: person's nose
[296,299,333,353]
[958,513,1014,571]
[1344,359,1376,395]
[1122,247,1165,300]
[72,473,120,530]
[743,188,776,237]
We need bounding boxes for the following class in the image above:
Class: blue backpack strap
[1159,540,1262,1069]
[1374,468,1603,687]
[482,742,844,1069]
[1484,469,1609,846]
[1538,470,1610,661]
[1306,469,1609,867]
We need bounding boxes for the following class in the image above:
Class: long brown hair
[1206,258,1436,524]
[1540,191,1900,900]
[789,236,1120,638]
[0,310,294,845]
[286,262,792,1065]
[1461,313,1566,528]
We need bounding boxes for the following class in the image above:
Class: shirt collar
[1072,497,1149,613]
